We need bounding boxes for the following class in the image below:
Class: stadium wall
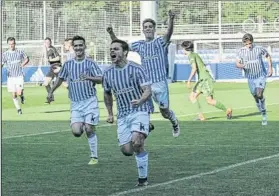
[1,63,278,84]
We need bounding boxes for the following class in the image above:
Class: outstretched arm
[106,25,118,41]
[266,54,273,77]
[163,10,175,43]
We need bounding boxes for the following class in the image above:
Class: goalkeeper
[181,41,232,120]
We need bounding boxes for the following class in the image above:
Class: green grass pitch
[2,81,279,196]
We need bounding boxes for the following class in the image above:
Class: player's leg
[8,77,22,114]
[189,82,205,121]
[253,76,267,125]
[131,112,149,186]
[117,115,134,156]
[83,97,100,164]
[43,70,55,103]
[147,97,155,132]
[202,79,232,119]
[16,76,25,104]
[152,81,180,137]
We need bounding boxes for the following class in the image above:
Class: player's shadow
[232,112,262,119]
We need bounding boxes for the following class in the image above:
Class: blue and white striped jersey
[103,61,151,119]
[59,58,102,102]
[2,49,28,77]
[237,45,269,79]
[130,36,168,83]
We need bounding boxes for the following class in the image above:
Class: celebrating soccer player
[181,41,233,120]
[236,33,273,125]
[47,36,102,165]
[1,37,29,114]
[107,10,180,137]
[103,39,151,186]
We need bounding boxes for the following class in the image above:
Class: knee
[121,150,133,156]
[84,124,95,136]
[206,99,213,105]
[71,124,83,137]
[256,93,263,99]
[132,138,144,153]
[120,145,133,156]
[160,108,170,119]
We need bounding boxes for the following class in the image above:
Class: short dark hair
[72,35,86,44]
[44,37,52,43]
[7,37,15,43]
[242,33,253,43]
[64,38,73,42]
[111,39,129,54]
[142,18,156,28]
[181,41,194,51]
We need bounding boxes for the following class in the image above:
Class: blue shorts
[151,80,169,109]
[117,111,150,146]
[70,96,99,126]
[248,76,266,95]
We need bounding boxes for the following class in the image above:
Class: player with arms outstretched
[107,10,180,137]
[236,33,273,125]
[181,41,232,120]
[103,39,151,186]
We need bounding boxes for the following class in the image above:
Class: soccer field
[2,82,279,196]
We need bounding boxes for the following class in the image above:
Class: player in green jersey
[181,41,232,120]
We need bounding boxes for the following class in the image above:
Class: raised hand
[106,25,113,33]
[168,10,175,19]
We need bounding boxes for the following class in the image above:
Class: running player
[236,33,273,125]
[107,10,180,137]
[47,35,102,165]
[2,37,29,114]
[103,39,151,186]
[181,40,232,120]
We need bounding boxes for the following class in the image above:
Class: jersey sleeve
[102,73,111,92]
[90,62,103,77]
[58,62,68,80]
[156,36,168,48]
[188,54,196,67]
[137,67,151,87]
[20,50,28,60]
[129,41,141,52]
[260,46,269,58]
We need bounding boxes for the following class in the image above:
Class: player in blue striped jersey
[236,33,273,125]
[107,10,180,137]
[47,36,102,165]
[103,39,152,186]
[1,37,29,114]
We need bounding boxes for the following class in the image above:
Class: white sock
[13,98,21,110]
[88,133,98,158]
[135,151,148,179]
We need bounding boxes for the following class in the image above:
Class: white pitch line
[3,142,279,149]
[109,153,279,196]
[2,102,279,139]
